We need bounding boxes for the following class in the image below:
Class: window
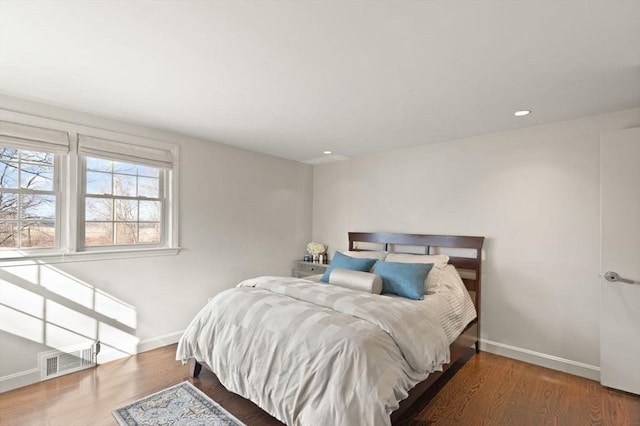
[77,134,174,251]
[0,118,178,261]
[0,147,58,249]
[81,157,165,247]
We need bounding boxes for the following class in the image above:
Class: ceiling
[1,1,639,163]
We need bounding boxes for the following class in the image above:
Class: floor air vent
[39,343,97,380]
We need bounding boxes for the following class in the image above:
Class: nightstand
[292,261,329,278]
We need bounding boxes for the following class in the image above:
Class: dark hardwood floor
[0,344,638,426]
[417,352,640,426]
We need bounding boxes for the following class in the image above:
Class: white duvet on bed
[176,273,476,426]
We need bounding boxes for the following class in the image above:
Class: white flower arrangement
[306,242,326,255]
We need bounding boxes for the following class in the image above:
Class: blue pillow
[321,252,378,282]
[373,261,433,300]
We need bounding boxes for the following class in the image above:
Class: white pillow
[340,250,388,261]
[437,264,466,295]
[384,253,450,293]
[328,268,383,294]
[384,253,449,266]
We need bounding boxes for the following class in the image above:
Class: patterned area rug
[113,381,245,426]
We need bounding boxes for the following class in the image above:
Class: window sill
[0,247,181,267]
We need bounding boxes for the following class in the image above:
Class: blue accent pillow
[321,251,378,283]
[373,261,433,300]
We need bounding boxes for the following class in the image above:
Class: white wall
[0,95,313,391]
[312,108,640,379]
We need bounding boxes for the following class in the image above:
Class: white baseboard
[136,330,184,354]
[0,330,185,393]
[480,339,600,381]
[98,330,185,364]
[0,368,40,393]
[1,333,600,393]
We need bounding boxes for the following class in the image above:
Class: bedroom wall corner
[311,107,640,379]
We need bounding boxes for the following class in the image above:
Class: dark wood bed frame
[190,231,485,425]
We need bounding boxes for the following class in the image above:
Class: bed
[177,232,484,425]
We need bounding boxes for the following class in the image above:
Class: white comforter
[176,276,475,426]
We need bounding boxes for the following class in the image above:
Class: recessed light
[514,110,531,117]
[323,150,332,155]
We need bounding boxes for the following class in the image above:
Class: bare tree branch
[0,148,55,248]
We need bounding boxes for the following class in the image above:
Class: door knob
[604,271,640,285]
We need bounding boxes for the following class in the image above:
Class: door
[600,127,640,395]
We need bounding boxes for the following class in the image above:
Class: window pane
[0,160,18,188]
[115,199,138,221]
[20,165,54,191]
[82,157,165,249]
[87,157,112,172]
[20,150,53,165]
[114,174,136,197]
[85,222,113,246]
[138,177,159,198]
[116,222,138,244]
[137,165,159,178]
[113,161,137,175]
[86,171,112,195]
[0,148,58,251]
[139,200,161,221]
[0,193,18,219]
[85,197,113,221]
[0,147,19,160]
[0,221,17,247]
[139,222,160,244]
[20,221,55,248]
[22,195,55,220]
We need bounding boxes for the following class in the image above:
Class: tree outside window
[0,146,57,249]
[83,157,163,247]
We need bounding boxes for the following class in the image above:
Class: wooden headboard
[348,231,485,314]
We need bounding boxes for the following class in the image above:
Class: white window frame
[78,156,168,251]
[0,148,64,253]
[0,111,180,265]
